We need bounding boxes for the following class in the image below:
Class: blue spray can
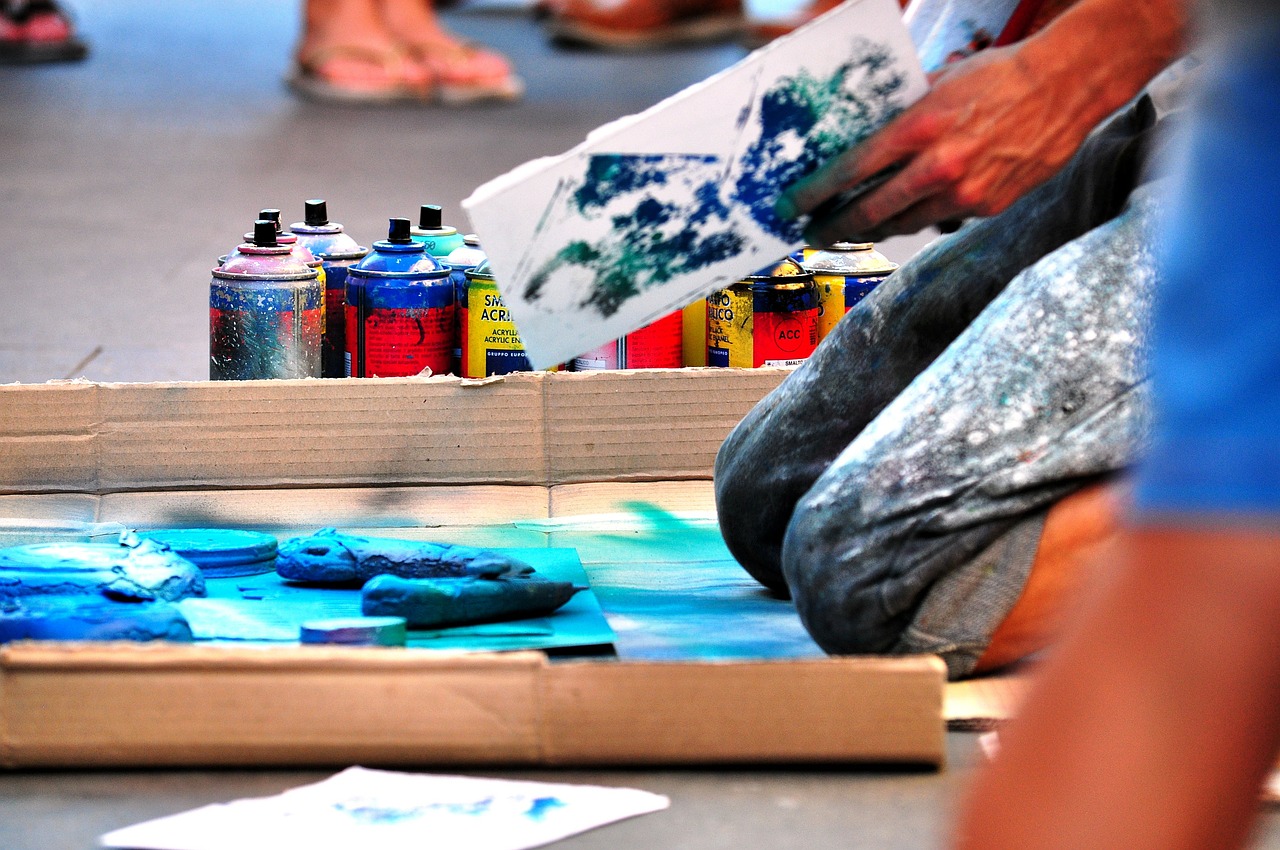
[290,200,370,379]
[344,218,455,378]
[410,204,465,258]
[443,234,486,376]
[210,220,323,380]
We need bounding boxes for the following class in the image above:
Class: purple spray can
[210,220,323,380]
[290,200,369,378]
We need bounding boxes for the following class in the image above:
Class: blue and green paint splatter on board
[463,0,926,367]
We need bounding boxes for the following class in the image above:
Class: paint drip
[345,218,455,378]
[291,200,370,378]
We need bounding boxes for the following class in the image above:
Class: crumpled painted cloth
[715,99,1166,679]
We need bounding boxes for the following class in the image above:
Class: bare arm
[776,0,1186,244]
[956,524,1280,850]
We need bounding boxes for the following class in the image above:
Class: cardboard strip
[0,643,946,768]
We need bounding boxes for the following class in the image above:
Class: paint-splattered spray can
[410,204,466,258]
[573,310,683,370]
[344,218,454,378]
[707,257,819,368]
[461,259,533,378]
[682,298,707,367]
[290,200,369,378]
[802,242,897,341]
[444,234,487,376]
[210,220,324,380]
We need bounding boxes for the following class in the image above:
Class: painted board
[178,548,615,654]
[462,0,926,368]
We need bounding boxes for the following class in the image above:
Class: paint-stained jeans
[714,100,1165,679]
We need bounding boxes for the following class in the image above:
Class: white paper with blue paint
[462,0,926,369]
[100,767,671,850]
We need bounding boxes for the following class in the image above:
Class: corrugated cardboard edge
[0,370,789,494]
[0,643,945,769]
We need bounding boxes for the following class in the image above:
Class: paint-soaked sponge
[0,539,206,603]
[361,574,582,629]
[0,597,194,643]
[276,528,535,585]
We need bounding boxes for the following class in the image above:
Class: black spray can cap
[258,209,283,232]
[387,217,414,244]
[418,204,443,230]
[252,219,278,247]
[304,200,329,227]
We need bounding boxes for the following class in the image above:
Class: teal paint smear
[536,502,823,660]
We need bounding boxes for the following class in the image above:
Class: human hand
[775,43,1103,245]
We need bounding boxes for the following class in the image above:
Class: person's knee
[713,426,793,594]
[780,494,905,655]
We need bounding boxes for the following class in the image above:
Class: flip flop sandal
[0,0,88,64]
[286,42,430,104]
[403,39,524,106]
[544,0,744,51]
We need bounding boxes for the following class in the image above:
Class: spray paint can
[444,234,487,376]
[227,210,329,305]
[291,200,370,379]
[707,257,819,368]
[573,310,683,370]
[461,259,532,378]
[682,298,707,368]
[210,220,324,380]
[802,242,898,341]
[410,204,466,258]
[344,218,455,378]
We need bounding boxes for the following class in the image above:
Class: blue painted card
[462,0,926,368]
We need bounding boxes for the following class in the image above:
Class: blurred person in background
[1,0,87,63]
[954,3,1280,848]
[291,0,522,104]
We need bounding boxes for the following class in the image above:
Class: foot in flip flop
[0,0,89,65]
[291,0,434,103]
[544,0,744,51]
[380,0,524,104]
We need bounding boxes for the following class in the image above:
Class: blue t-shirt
[1133,24,1280,517]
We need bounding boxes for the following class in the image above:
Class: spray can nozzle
[387,217,413,244]
[258,209,283,232]
[304,200,329,227]
[418,204,443,230]
[252,219,278,247]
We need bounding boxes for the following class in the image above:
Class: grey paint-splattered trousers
[714,101,1165,679]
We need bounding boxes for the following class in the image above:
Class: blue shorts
[1133,25,1280,517]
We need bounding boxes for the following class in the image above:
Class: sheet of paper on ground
[462,0,926,368]
[100,767,671,850]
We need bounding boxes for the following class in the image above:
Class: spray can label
[462,279,531,378]
[321,262,353,378]
[682,299,707,368]
[814,274,846,342]
[345,278,454,378]
[574,310,683,370]
[210,280,324,380]
[707,283,818,368]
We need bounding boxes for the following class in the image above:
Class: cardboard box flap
[0,371,788,495]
